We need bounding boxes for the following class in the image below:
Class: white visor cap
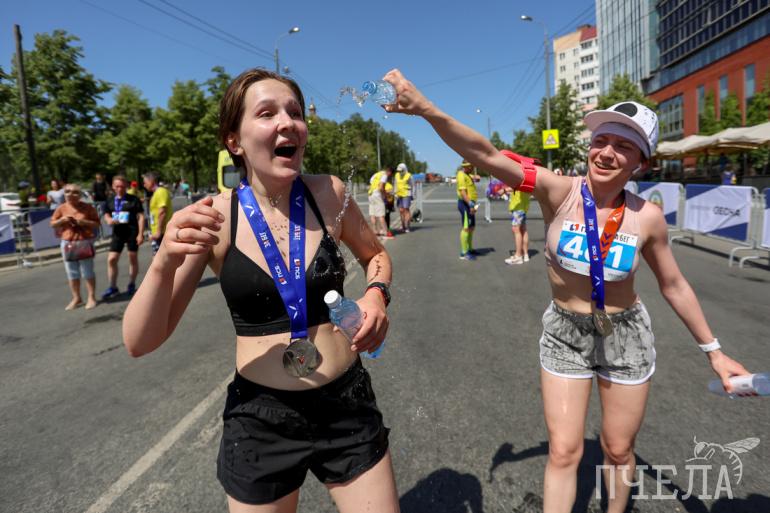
[396,163,408,172]
[584,101,658,159]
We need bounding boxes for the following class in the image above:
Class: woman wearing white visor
[381,69,751,513]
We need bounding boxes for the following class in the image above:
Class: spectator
[46,179,65,210]
[143,172,173,255]
[368,167,393,238]
[50,183,100,310]
[92,172,109,218]
[394,163,414,233]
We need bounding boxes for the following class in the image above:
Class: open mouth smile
[274,144,298,158]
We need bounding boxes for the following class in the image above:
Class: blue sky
[2,0,595,176]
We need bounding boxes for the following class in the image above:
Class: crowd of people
[48,172,174,310]
[366,162,415,239]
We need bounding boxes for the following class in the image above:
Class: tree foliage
[597,74,657,110]
[699,90,721,135]
[0,30,424,192]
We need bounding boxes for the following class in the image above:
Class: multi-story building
[646,1,770,143]
[596,0,659,93]
[554,25,600,109]
[554,25,601,149]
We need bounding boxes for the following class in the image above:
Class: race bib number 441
[556,221,638,281]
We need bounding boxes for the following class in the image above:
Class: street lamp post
[274,27,300,75]
[475,108,491,138]
[521,15,552,170]
[377,115,388,170]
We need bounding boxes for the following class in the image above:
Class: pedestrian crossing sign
[542,129,560,149]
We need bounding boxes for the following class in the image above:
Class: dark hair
[219,68,306,169]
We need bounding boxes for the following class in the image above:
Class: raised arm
[334,176,392,355]
[641,204,750,392]
[382,68,571,219]
[122,196,224,357]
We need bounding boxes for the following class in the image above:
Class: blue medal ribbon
[114,196,125,215]
[580,181,607,311]
[237,177,307,339]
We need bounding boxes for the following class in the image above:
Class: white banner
[28,209,60,250]
[762,189,770,249]
[0,214,15,255]
[635,182,680,226]
[683,185,753,242]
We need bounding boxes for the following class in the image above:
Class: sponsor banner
[0,214,15,255]
[762,189,770,249]
[683,185,752,242]
[636,182,680,226]
[28,209,60,250]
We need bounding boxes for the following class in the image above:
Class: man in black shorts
[102,175,145,299]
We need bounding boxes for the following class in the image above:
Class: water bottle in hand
[324,290,384,359]
[708,372,770,398]
[361,80,396,106]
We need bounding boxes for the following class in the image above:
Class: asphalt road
[1,182,768,513]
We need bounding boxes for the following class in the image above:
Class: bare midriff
[235,323,359,391]
[548,266,639,315]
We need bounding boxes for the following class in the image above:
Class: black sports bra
[219,182,346,336]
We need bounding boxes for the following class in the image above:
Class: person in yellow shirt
[143,172,173,255]
[504,188,531,265]
[394,163,414,233]
[456,161,478,260]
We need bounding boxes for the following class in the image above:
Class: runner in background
[456,161,478,260]
[383,68,750,513]
[394,163,413,233]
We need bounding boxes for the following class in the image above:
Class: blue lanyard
[114,196,125,214]
[237,178,307,339]
[580,181,606,311]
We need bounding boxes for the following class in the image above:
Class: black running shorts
[216,359,390,505]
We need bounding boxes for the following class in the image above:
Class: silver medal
[592,309,614,337]
[282,338,320,377]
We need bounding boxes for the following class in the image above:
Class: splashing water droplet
[338,86,369,107]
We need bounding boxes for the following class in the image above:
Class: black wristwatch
[366,282,391,307]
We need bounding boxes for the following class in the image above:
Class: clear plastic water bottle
[708,372,770,398]
[361,80,396,106]
[324,290,384,359]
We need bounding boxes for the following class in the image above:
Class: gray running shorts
[539,301,656,385]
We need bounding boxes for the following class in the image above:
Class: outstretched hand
[381,69,433,116]
[157,195,223,269]
[709,351,751,394]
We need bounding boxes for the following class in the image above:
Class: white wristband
[699,339,721,353]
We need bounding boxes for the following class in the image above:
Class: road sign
[542,129,560,149]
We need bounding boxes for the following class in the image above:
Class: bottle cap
[324,290,342,307]
[361,81,376,93]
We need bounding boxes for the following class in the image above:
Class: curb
[0,240,112,271]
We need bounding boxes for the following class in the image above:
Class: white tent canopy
[655,121,770,159]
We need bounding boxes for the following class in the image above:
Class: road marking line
[84,374,230,513]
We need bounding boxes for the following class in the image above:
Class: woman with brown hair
[122,69,399,513]
[50,183,100,310]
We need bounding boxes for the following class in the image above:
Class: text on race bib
[556,221,638,281]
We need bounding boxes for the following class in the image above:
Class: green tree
[525,81,584,169]
[699,90,721,135]
[0,30,111,184]
[94,85,154,180]
[719,92,742,128]
[746,74,770,126]
[153,80,208,190]
[489,131,507,150]
[597,74,657,110]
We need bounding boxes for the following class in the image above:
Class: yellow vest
[395,171,412,197]
[368,171,386,195]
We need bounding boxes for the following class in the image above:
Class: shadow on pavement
[484,437,762,513]
[399,467,484,513]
